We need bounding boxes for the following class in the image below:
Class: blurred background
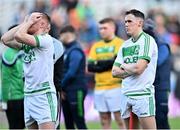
[0,0,180,129]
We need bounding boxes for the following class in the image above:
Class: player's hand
[61,91,66,100]
[23,15,29,23]
[28,12,42,24]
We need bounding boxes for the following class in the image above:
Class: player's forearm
[121,63,145,75]
[121,63,137,74]
[113,71,130,79]
[112,66,131,79]
[14,21,33,43]
[1,25,21,44]
[3,40,22,49]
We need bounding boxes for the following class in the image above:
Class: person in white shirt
[1,12,57,130]
[112,9,158,129]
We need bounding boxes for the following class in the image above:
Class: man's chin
[126,31,131,36]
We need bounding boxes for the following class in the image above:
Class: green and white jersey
[114,32,158,98]
[22,34,55,96]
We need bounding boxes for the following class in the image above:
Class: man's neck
[34,29,46,35]
[104,35,115,42]
[132,29,143,42]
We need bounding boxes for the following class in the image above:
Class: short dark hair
[99,17,115,25]
[60,25,75,34]
[125,9,145,20]
[8,24,19,31]
[42,13,51,23]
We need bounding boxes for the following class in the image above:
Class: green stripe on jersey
[88,59,96,63]
[143,33,150,57]
[139,56,150,62]
[95,46,115,54]
[113,62,121,67]
[34,35,40,47]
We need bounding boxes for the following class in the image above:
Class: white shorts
[94,87,121,112]
[24,92,57,127]
[120,92,155,119]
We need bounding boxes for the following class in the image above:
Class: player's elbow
[134,66,145,75]
[112,69,119,78]
[1,36,6,44]
[1,35,9,46]
[112,72,117,78]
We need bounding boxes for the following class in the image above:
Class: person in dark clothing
[144,19,171,129]
[59,25,87,129]
[53,37,64,92]
[52,37,64,129]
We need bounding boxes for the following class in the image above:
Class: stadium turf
[1,117,180,129]
[58,118,180,129]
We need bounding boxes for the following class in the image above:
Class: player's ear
[46,24,51,33]
[139,20,143,27]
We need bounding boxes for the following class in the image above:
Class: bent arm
[88,58,114,73]
[1,25,22,49]
[112,66,131,79]
[15,22,37,47]
[121,59,148,75]
[15,13,42,47]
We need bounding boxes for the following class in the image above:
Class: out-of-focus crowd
[0,0,180,129]
[0,0,180,99]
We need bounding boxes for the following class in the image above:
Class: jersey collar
[131,31,143,43]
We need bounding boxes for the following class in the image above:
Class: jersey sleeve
[34,35,51,48]
[53,38,64,63]
[88,44,97,62]
[114,38,124,55]
[113,46,123,67]
[138,34,156,62]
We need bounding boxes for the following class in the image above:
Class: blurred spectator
[154,14,175,53]
[49,9,65,38]
[77,0,99,45]
[144,18,171,129]
[51,0,61,8]
[115,10,129,40]
[166,15,180,46]
[31,0,49,13]
[1,24,25,130]
[60,25,87,129]
[13,2,28,24]
[0,29,2,38]
[61,0,79,12]
[173,52,180,100]
[1,48,25,130]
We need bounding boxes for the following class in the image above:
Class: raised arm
[14,12,42,47]
[1,25,22,49]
